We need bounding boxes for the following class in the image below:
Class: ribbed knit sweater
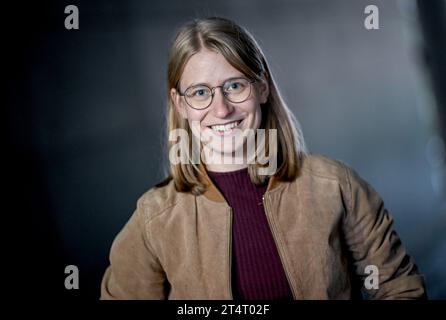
[207,168,293,300]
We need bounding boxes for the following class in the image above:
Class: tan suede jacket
[101,155,426,299]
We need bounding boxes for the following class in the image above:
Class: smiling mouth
[208,120,242,133]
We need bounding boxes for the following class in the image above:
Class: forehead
[180,48,244,89]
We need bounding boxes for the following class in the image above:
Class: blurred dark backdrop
[6,0,445,299]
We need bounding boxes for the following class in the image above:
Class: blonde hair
[165,17,306,195]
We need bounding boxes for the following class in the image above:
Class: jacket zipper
[228,207,234,299]
[262,194,298,299]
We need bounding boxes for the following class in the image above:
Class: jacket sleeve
[101,197,167,299]
[342,165,427,299]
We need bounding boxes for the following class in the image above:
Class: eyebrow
[184,76,247,90]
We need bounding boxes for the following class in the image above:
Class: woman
[101,17,426,300]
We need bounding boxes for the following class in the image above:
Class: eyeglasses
[178,77,256,110]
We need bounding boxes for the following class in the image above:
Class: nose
[210,88,234,118]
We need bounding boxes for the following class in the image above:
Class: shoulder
[299,154,381,210]
[136,178,190,222]
[300,154,352,183]
[298,154,371,197]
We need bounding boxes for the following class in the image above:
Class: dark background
[6,0,446,299]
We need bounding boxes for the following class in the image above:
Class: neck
[201,147,249,173]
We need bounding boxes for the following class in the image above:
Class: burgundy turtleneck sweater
[207,168,293,300]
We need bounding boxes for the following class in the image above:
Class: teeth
[210,121,240,132]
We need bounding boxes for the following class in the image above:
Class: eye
[229,82,240,90]
[186,86,210,98]
[227,81,243,91]
[194,89,206,96]
[225,79,247,93]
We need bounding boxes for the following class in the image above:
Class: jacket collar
[197,164,282,203]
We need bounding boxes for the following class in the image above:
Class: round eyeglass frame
[177,78,256,110]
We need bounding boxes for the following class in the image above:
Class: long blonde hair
[165,17,306,195]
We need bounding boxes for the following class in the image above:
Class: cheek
[185,108,208,135]
[241,96,261,114]
[239,101,262,130]
[253,105,262,129]
[247,99,263,131]
[185,108,206,122]
[248,101,262,122]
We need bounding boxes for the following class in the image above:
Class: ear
[171,88,188,119]
[258,73,270,104]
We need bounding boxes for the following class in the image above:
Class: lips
[208,120,242,133]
